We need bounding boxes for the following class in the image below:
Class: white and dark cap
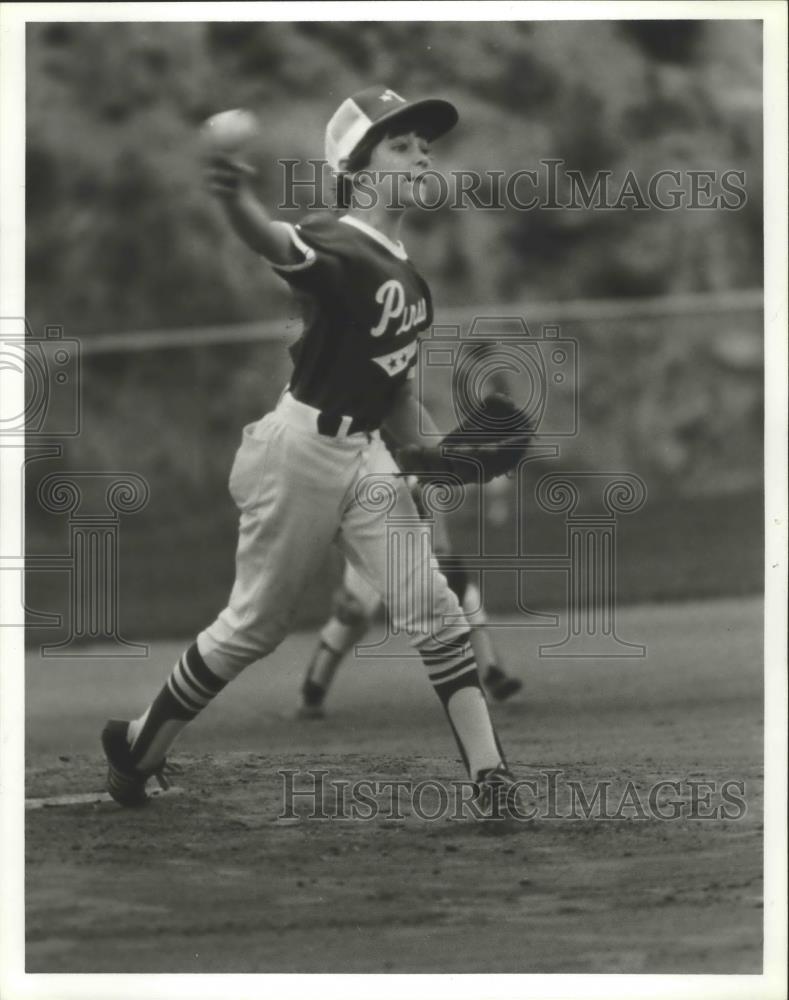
[325,85,458,173]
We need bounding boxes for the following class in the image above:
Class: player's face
[367,131,433,208]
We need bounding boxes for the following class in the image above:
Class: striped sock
[419,632,503,778]
[128,642,227,772]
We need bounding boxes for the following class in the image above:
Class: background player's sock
[469,627,498,678]
[301,641,341,709]
[301,607,370,707]
[321,614,366,658]
[303,637,345,703]
[419,632,502,777]
[127,642,227,772]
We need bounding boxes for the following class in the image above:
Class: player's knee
[198,604,293,679]
[197,629,279,680]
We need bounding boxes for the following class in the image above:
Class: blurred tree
[25,19,763,335]
[619,20,705,65]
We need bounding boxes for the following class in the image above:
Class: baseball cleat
[474,763,525,827]
[101,719,168,807]
[484,668,523,702]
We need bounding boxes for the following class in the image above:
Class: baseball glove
[395,393,532,485]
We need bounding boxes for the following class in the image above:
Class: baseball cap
[325,85,458,173]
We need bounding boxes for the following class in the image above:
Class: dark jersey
[271,213,433,429]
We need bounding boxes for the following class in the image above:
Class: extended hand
[203,153,257,201]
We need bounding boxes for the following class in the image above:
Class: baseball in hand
[200,109,259,154]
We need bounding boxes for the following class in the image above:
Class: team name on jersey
[370,279,428,338]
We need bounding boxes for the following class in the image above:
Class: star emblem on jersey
[372,341,418,377]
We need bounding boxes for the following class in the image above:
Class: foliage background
[26,20,762,334]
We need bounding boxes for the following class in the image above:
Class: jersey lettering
[275,214,433,427]
[396,297,427,336]
[370,279,427,338]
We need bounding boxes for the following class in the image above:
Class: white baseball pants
[197,392,468,680]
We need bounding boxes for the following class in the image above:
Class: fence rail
[79,289,764,355]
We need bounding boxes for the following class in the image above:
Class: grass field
[25,596,763,974]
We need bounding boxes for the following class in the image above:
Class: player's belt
[278,391,379,440]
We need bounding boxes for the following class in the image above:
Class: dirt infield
[25,597,763,973]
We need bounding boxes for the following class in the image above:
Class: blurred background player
[298,479,522,718]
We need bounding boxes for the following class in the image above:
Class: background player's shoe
[483,666,523,702]
[296,680,327,720]
[101,719,168,807]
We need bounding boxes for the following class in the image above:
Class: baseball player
[101,85,521,818]
[298,480,522,718]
